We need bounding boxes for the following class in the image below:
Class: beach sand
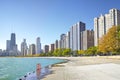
[41,56,120,80]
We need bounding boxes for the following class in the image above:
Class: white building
[94,8,120,46]
[21,39,28,56]
[65,31,70,49]
[58,40,61,49]
[36,37,41,54]
[70,21,86,51]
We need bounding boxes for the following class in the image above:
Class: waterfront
[0,57,65,80]
[43,56,120,80]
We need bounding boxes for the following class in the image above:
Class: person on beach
[36,63,41,80]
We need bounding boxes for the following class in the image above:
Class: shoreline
[41,56,120,80]
[1,56,120,80]
[17,57,69,80]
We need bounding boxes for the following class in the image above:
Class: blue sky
[0,0,120,50]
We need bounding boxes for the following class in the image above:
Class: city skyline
[94,9,120,46]
[0,0,120,50]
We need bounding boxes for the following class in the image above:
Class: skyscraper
[60,34,66,48]
[58,40,61,49]
[36,37,41,54]
[70,21,86,50]
[10,33,17,51]
[54,40,58,50]
[66,31,70,49]
[29,44,36,55]
[6,40,11,51]
[81,30,94,50]
[21,39,28,56]
[94,8,120,46]
[49,44,55,52]
[44,45,49,53]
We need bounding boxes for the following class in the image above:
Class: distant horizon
[0,0,120,50]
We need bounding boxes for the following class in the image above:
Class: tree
[53,48,71,56]
[85,46,98,56]
[98,26,120,54]
[116,25,120,52]
[77,50,85,56]
[62,48,71,56]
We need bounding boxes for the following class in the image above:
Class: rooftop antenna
[11,24,15,34]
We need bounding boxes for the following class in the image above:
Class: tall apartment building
[70,21,86,50]
[36,37,41,54]
[94,8,120,46]
[44,45,49,53]
[60,34,66,48]
[6,40,11,51]
[21,39,28,56]
[66,31,70,49]
[29,44,36,55]
[81,30,94,50]
[58,40,61,49]
[49,44,55,52]
[54,40,58,50]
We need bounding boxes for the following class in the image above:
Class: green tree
[62,48,71,56]
[85,46,98,56]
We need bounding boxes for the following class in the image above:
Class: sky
[0,0,120,50]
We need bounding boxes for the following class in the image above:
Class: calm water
[0,57,65,80]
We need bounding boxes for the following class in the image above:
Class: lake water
[0,57,65,80]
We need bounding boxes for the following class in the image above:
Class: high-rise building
[66,31,70,49]
[70,21,86,50]
[49,44,55,52]
[60,34,66,48]
[54,40,58,50]
[44,45,49,53]
[21,39,28,56]
[10,33,16,50]
[6,40,11,51]
[29,44,36,55]
[5,33,18,56]
[36,37,41,54]
[81,30,94,50]
[28,45,31,55]
[0,49,2,56]
[58,40,61,49]
[94,8,120,46]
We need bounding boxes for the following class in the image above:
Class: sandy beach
[41,56,120,80]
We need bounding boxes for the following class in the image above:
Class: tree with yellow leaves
[98,25,120,54]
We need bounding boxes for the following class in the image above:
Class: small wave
[0,67,8,71]
[0,74,9,79]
